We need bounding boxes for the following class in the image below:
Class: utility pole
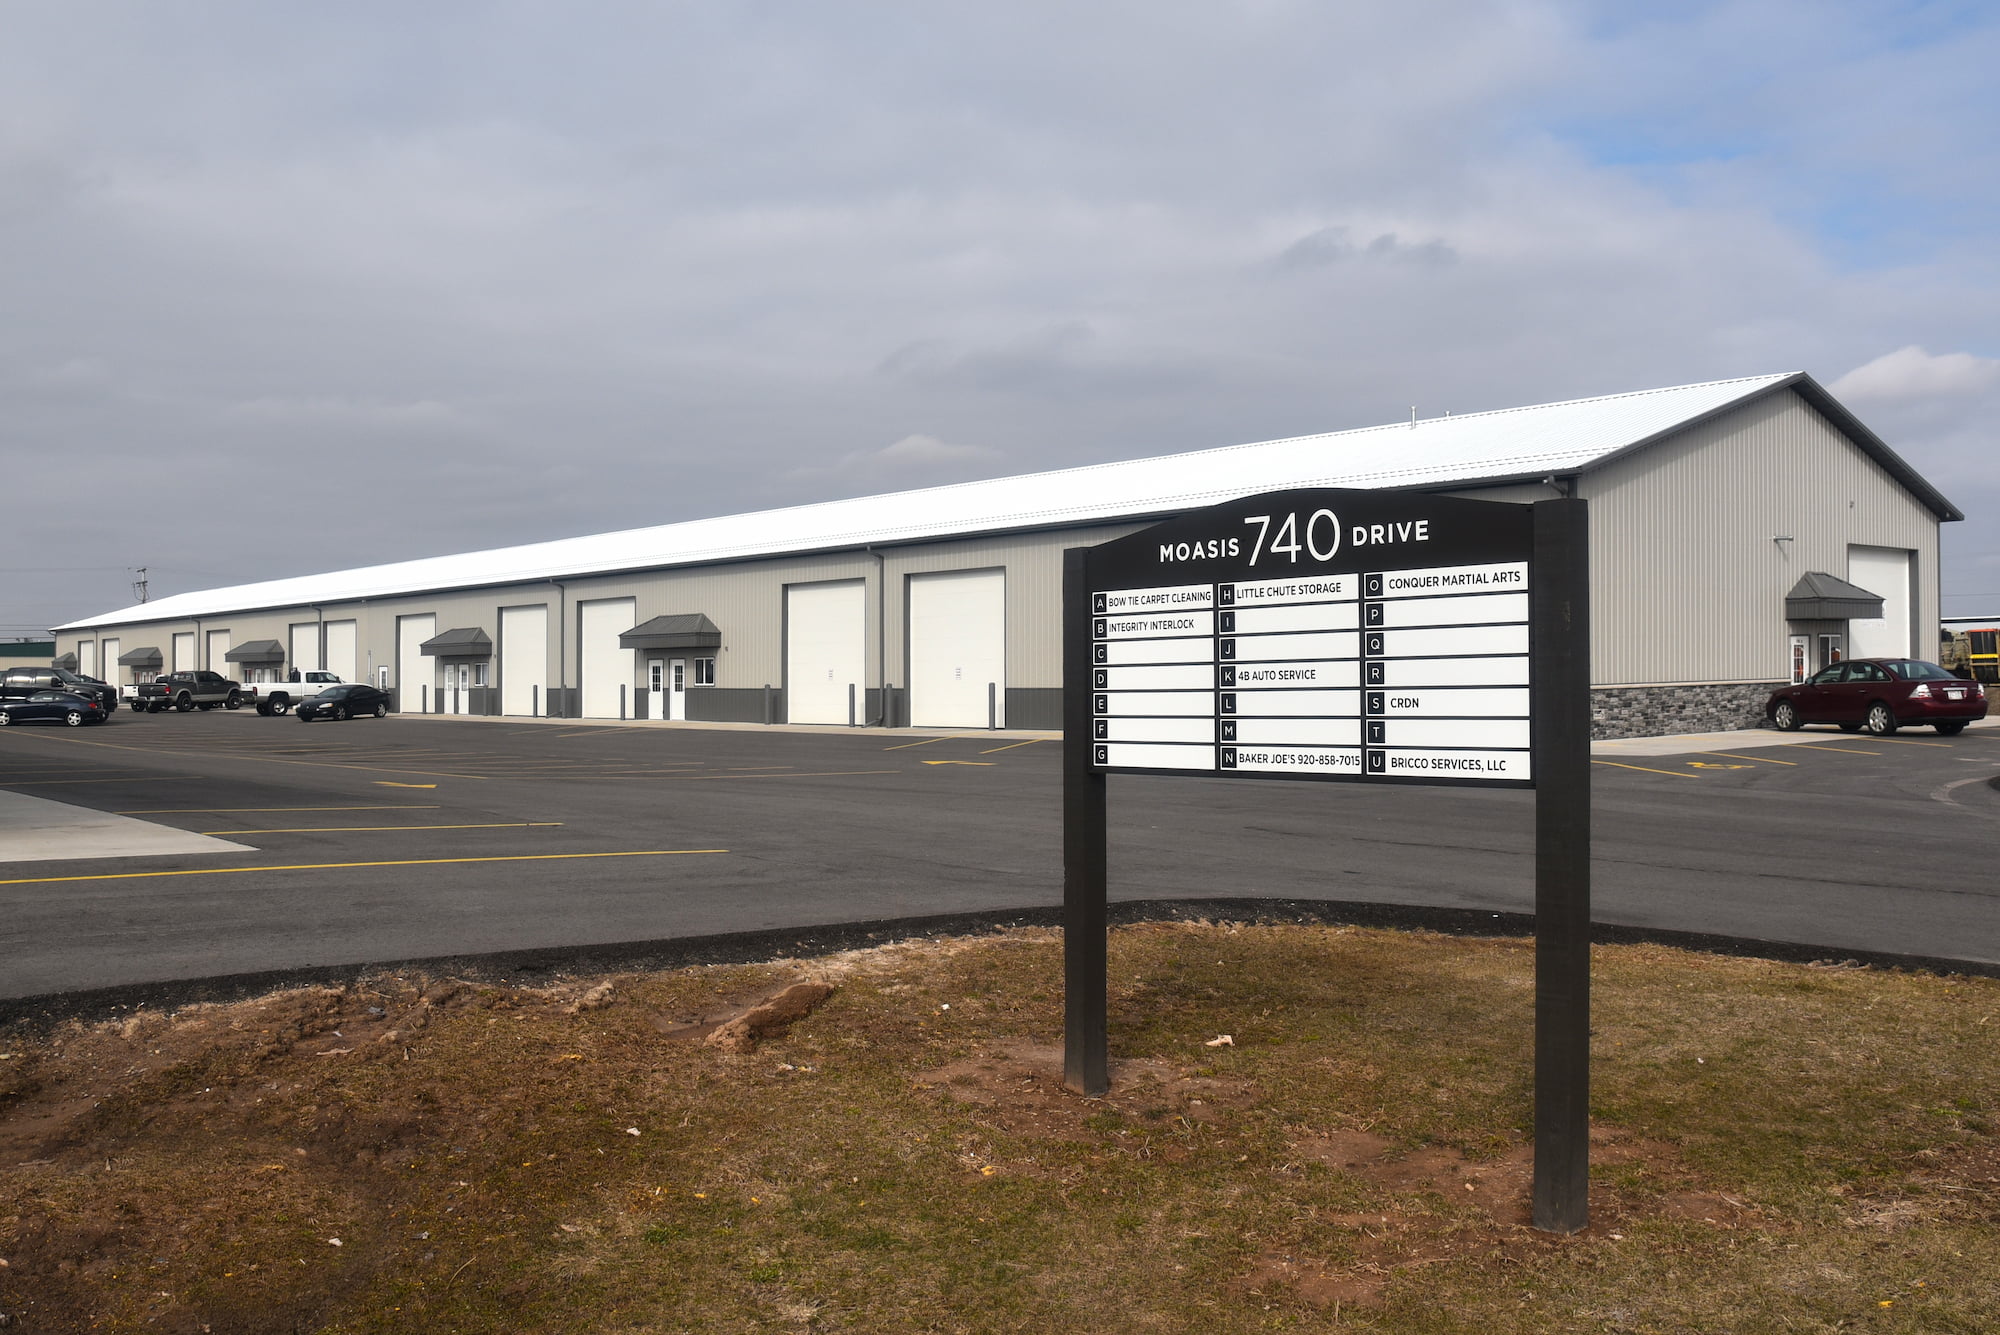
[132,568,149,603]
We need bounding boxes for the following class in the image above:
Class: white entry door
[669,658,687,721]
[647,658,665,719]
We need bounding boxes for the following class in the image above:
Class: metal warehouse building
[54,372,1962,740]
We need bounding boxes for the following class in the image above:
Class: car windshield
[320,686,352,698]
[1884,660,1956,681]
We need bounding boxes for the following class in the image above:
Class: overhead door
[205,630,231,674]
[78,640,96,680]
[100,638,120,686]
[500,605,548,715]
[324,621,357,683]
[909,569,1006,728]
[289,622,323,674]
[172,632,196,673]
[1848,547,1913,659]
[580,598,636,719]
[786,580,866,725]
[397,614,435,714]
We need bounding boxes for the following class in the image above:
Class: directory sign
[1084,488,1535,786]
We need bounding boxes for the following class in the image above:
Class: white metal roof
[55,371,1949,631]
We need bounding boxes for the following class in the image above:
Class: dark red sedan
[1767,658,1988,735]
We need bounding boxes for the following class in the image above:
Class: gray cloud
[1,1,1996,631]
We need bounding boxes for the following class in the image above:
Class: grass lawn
[2,922,1996,1332]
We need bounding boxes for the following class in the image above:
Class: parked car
[1,667,118,714]
[0,690,108,727]
[131,670,244,713]
[1767,658,1988,736]
[295,683,392,722]
[246,670,348,716]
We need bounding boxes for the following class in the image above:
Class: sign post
[1530,496,1590,1232]
[1062,486,1590,1230]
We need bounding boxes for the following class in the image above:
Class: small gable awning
[223,639,285,664]
[118,645,166,668]
[1786,572,1887,622]
[421,627,493,657]
[619,614,722,651]
[54,652,78,671]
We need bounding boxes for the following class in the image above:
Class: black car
[295,683,392,722]
[0,667,118,713]
[0,690,108,727]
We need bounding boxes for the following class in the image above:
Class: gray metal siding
[1579,389,1940,687]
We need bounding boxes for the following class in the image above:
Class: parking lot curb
[6,897,1993,1032]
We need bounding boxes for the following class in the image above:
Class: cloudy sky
[4,0,1997,633]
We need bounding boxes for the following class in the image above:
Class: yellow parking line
[652,769,898,782]
[1870,737,1951,748]
[199,822,565,835]
[884,735,972,750]
[1794,744,1882,756]
[1592,760,1697,778]
[0,849,728,887]
[118,805,443,814]
[980,739,1046,754]
[1695,751,1798,766]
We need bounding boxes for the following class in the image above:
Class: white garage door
[172,632,196,673]
[909,569,1006,728]
[500,605,548,716]
[580,598,636,719]
[786,580,866,725]
[78,640,96,679]
[397,614,435,713]
[100,638,120,686]
[205,630,231,674]
[289,622,322,674]
[324,621,357,683]
[1848,547,1913,659]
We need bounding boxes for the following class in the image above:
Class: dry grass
[1,923,1996,1333]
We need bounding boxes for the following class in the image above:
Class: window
[693,657,715,685]
[473,663,489,687]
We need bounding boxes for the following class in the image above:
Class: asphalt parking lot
[3,708,1998,1006]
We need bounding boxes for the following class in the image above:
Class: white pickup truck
[243,670,348,716]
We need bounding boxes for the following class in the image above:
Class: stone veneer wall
[1590,681,1782,740]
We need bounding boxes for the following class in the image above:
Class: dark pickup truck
[131,670,244,713]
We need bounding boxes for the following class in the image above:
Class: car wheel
[271,700,291,715]
[333,705,350,721]
[226,691,242,709]
[1935,721,1968,736]
[175,693,194,712]
[0,712,12,727]
[1771,700,1802,731]
[373,702,388,718]
[64,710,84,727]
[1864,701,1898,735]
[256,702,272,716]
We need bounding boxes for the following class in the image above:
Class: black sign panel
[1081,487,1534,787]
